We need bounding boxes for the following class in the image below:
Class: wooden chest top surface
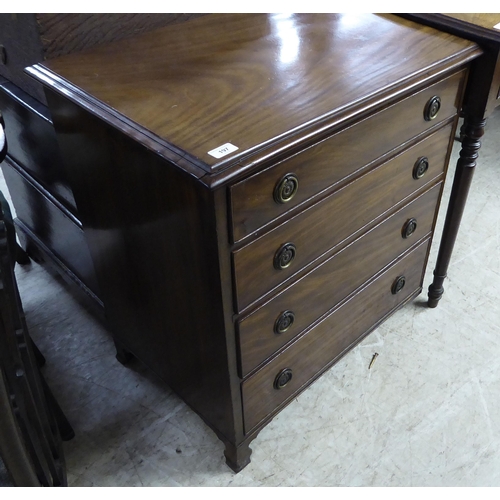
[29,14,480,178]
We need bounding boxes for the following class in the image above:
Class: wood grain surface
[230,71,464,242]
[36,14,206,59]
[44,90,244,446]
[242,239,430,433]
[37,14,480,172]
[232,123,452,312]
[237,183,442,377]
[0,14,204,102]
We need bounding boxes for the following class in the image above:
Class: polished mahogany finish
[428,117,487,307]
[0,15,204,304]
[28,14,480,177]
[25,14,481,472]
[229,71,465,242]
[242,240,430,433]
[237,184,441,377]
[233,124,451,311]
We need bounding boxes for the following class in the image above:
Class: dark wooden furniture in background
[0,14,204,308]
[400,14,500,307]
[24,14,482,471]
[0,79,103,306]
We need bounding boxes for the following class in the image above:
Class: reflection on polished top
[31,14,480,173]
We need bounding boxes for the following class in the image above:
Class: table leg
[428,116,486,307]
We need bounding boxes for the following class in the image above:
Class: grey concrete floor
[1,109,500,486]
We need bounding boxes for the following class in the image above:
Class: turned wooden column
[428,117,486,307]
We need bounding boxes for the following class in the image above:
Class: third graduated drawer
[229,69,465,242]
[236,182,441,377]
[232,122,453,312]
[241,238,431,434]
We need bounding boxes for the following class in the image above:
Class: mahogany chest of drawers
[23,14,481,471]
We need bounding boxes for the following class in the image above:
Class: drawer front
[242,238,430,433]
[230,70,465,242]
[232,123,451,312]
[237,182,441,377]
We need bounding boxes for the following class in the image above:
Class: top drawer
[229,70,465,242]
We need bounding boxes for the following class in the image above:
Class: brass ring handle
[402,218,417,239]
[0,111,7,163]
[274,242,296,270]
[424,95,441,121]
[274,173,299,204]
[413,157,429,180]
[391,275,406,295]
[274,368,293,390]
[274,310,295,334]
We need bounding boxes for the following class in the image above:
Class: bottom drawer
[242,238,430,433]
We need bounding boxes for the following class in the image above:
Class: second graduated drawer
[237,182,442,377]
[232,123,452,312]
[229,70,465,242]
